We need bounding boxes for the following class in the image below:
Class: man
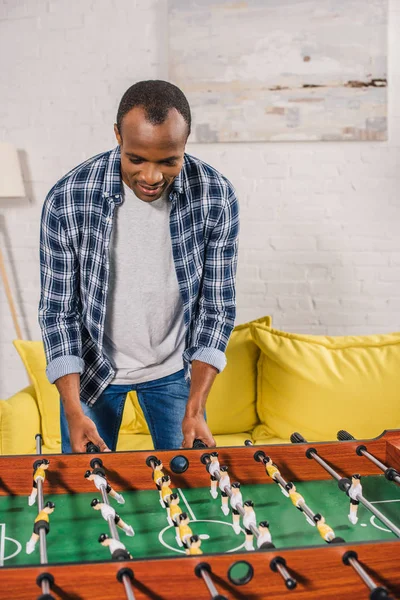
[39,80,239,453]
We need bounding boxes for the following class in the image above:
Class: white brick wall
[0,0,399,399]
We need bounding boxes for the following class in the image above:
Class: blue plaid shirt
[39,146,239,406]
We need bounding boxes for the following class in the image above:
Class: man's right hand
[55,373,110,453]
[67,413,111,453]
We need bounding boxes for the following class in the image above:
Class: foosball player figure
[169,492,183,546]
[98,533,132,560]
[257,520,274,550]
[152,459,166,507]
[28,459,50,506]
[348,474,362,525]
[188,534,203,555]
[263,456,289,497]
[219,466,231,516]
[91,499,134,536]
[178,512,193,555]
[243,500,257,551]
[84,469,125,505]
[230,482,243,534]
[161,475,174,524]
[208,452,220,499]
[313,513,335,542]
[285,482,315,527]
[26,501,55,554]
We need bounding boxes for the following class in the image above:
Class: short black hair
[116,80,191,136]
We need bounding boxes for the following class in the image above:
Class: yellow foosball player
[188,534,203,555]
[28,459,50,506]
[169,492,183,546]
[152,459,166,507]
[26,500,55,554]
[313,513,336,542]
[178,512,193,555]
[263,456,289,497]
[285,482,315,526]
[161,475,174,525]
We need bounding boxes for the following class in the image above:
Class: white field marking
[0,524,22,566]
[158,520,246,555]
[177,488,196,521]
[368,499,400,534]
[360,523,367,527]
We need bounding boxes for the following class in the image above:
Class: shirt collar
[103,145,187,204]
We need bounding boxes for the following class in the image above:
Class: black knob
[290,432,308,444]
[337,430,355,441]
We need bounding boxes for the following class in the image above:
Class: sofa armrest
[1,386,41,455]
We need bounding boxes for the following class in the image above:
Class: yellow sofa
[2,316,400,455]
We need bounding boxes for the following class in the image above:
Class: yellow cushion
[0,400,13,455]
[123,315,272,436]
[13,341,61,449]
[251,324,400,442]
[206,315,272,435]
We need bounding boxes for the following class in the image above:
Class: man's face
[114,106,188,203]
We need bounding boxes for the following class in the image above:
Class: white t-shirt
[103,182,186,384]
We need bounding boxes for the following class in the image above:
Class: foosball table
[1,430,400,599]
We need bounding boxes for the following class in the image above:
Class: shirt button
[115,194,120,199]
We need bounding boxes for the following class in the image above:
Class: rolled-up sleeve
[38,191,85,383]
[183,186,239,373]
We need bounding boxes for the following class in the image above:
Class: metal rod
[40,578,50,595]
[299,502,315,522]
[276,561,292,583]
[35,434,42,455]
[99,483,120,541]
[308,451,400,537]
[355,493,400,538]
[201,569,219,597]
[310,452,342,481]
[361,450,388,473]
[39,529,48,564]
[258,456,316,526]
[360,450,400,485]
[121,574,136,600]
[36,477,48,564]
[348,557,381,591]
[213,467,260,539]
[37,479,44,512]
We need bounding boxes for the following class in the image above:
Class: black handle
[337,430,355,441]
[290,432,308,444]
[86,442,100,453]
[193,438,208,449]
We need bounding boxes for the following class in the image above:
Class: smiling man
[39,80,239,453]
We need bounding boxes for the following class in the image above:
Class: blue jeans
[60,369,190,452]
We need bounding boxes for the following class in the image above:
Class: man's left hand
[181,414,216,448]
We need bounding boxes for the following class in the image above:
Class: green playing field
[1,475,399,567]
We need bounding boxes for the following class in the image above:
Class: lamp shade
[0,143,25,198]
